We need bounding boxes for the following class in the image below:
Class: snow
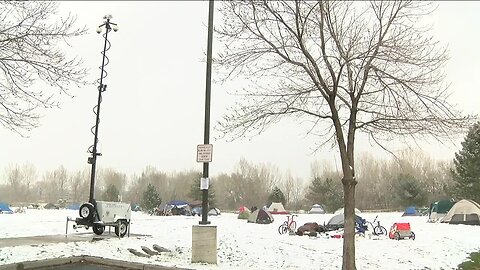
[1,210,480,269]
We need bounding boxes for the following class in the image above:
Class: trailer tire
[115,220,128,237]
[79,203,95,220]
[93,225,104,235]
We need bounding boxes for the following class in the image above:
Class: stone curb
[0,256,191,270]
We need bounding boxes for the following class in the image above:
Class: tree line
[0,148,468,211]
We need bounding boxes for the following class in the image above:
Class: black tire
[93,225,104,235]
[394,232,400,240]
[278,224,288,235]
[115,220,128,237]
[374,226,387,236]
[79,203,94,220]
[410,232,415,240]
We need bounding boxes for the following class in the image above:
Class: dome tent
[441,199,480,225]
[248,209,274,224]
[309,204,326,214]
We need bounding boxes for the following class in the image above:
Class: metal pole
[88,19,111,204]
[200,0,214,225]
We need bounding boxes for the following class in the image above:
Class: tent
[248,209,274,224]
[267,202,289,214]
[325,213,365,231]
[44,203,59,209]
[335,207,361,214]
[309,204,326,214]
[428,199,456,222]
[0,202,13,214]
[441,199,480,225]
[208,208,221,216]
[402,206,421,216]
[66,203,80,210]
[238,206,250,213]
[164,200,191,216]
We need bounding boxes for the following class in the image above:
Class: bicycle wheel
[374,225,387,236]
[289,221,297,232]
[278,224,288,235]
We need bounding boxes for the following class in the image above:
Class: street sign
[197,144,213,163]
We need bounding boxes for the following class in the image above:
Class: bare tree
[0,1,87,134]
[215,1,476,268]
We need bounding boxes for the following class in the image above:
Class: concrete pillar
[191,225,217,264]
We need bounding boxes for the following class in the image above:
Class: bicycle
[367,215,387,236]
[278,214,297,234]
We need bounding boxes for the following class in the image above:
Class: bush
[458,251,480,270]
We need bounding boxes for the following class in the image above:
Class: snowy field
[1,209,480,270]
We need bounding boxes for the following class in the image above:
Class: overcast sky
[1,1,479,183]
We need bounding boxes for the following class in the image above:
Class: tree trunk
[342,177,357,270]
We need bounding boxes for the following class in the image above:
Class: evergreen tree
[451,122,480,202]
[393,174,427,208]
[305,177,343,213]
[189,173,216,207]
[268,186,286,206]
[102,184,120,202]
[141,183,162,211]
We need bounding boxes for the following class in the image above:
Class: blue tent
[402,206,420,216]
[0,202,13,214]
[66,203,80,210]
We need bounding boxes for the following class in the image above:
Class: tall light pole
[87,15,118,205]
[199,0,214,225]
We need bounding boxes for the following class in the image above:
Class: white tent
[267,202,288,214]
[441,199,480,225]
[208,208,221,216]
[309,204,326,214]
[335,207,361,214]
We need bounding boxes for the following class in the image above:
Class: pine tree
[394,174,427,208]
[141,183,162,211]
[268,186,286,206]
[189,173,216,207]
[305,177,343,213]
[451,122,480,202]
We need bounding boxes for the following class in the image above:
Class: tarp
[167,200,189,206]
[0,202,13,214]
[248,209,274,224]
[441,199,480,225]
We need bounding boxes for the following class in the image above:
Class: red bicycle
[278,214,297,234]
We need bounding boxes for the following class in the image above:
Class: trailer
[67,15,131,239]
[389,222,415,240]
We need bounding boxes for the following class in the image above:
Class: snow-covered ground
[1,209,479,269]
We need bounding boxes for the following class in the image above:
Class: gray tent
[441,199,480,225]
[325,213,364,231]
[247,209,274,224]
[309,204,326,214]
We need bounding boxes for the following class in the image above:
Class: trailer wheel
[93,225,104,235]
[115,220,128,237]
[410,232,415,240]
[394,232,401,240]
[79,203,94,220]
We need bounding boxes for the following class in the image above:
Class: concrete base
[191,225,217,264]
